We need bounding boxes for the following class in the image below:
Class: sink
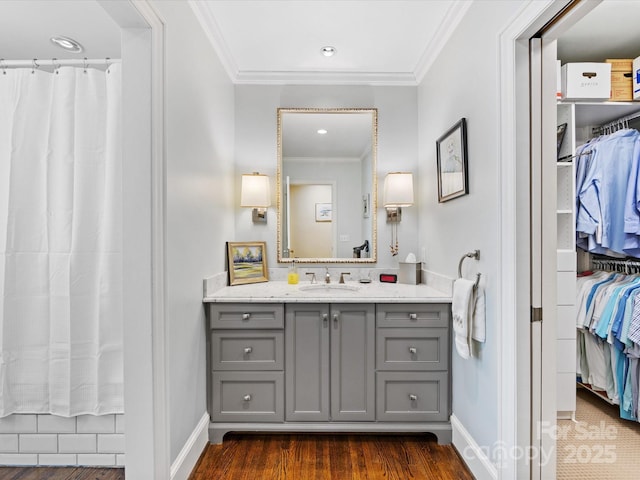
[298,284,361,293]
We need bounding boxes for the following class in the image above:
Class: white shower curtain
[0,64,123,416]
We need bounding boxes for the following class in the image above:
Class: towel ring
[458,250,481,288]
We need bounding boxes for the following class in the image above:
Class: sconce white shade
[241,172,271,207]
[383,172,414,207]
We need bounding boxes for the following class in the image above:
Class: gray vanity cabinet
[209,304,285,423]
[285,303,375,422]
[375,304,450,422]
[206,300,452,445]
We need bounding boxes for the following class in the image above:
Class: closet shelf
[558,102,640,129]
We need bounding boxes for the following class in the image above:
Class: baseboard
[451,414,498,480]
[170,412,210,480]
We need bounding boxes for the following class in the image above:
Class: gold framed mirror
[277,108,378,263]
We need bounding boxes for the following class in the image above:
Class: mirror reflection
[277,108,377,263]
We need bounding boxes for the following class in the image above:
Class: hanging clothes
[575,270,640,421]
[575,129,640,257]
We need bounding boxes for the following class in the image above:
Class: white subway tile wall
[0,414,125,466]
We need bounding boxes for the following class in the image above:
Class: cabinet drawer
[211,372,284,422]
[376,328,448,371]
[376,304,449,328]
[212,331,284,371]
[376,372,448,422]
[209,304,284,329]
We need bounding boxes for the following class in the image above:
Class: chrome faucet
[325,268,331,284]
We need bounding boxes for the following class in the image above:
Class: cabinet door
[330,303,375,421]
[285,304,330,421]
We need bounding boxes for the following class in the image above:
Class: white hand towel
[472,285,486,343]
[452,278,476,359]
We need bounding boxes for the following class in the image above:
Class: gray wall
[234,85,419,268]
[150,0,236,464]
[417,0,525,458]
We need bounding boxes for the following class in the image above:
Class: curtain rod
[0,58,121,69]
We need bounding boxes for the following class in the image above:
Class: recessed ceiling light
[320,46,336,57]
[317,129,328,135]
[50,36,84,53]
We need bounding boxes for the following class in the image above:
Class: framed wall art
[227,241,269,286]
[436,118,468,202]
[315,203,332,222]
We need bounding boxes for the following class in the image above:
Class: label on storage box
[562,62,611,100]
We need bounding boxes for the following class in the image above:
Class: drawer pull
[322,313,329,325]
[244,347,253,354]
[409,394,418,402]
[243,394,252,402]
[242,313,251,320]
[333,312,339,326]
[408,347,417,355]
[409,313,418,320]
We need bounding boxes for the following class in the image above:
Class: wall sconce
[383,172,414,255]
[241,172,271,223]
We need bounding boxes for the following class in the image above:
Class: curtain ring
[0,58,6,75]
[31,58,39,74]
[83,57,88,74]
[105,57,110,74]
[52,58,60,75]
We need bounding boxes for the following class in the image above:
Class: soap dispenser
[287,259,299,285]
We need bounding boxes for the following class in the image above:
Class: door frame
[498,1,601,478]
[98,0,169,478]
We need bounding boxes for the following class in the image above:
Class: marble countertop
[203,280,452,304]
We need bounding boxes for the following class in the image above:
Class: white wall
[148,0,235,466]
[285,158,362,258]
[234,85,418,269]
[417,0,525,467]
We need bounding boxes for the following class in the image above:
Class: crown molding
[413,0,472,84]
[234,70,418,86]
[188,0,239,82]
[189,0,463,86]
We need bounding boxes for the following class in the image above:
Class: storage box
[557,60,562,99]
[561,62,611,100]
[398,262,421,285]
[606,58,633,101]
[634,56,640,100]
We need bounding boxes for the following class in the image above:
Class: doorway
[529,1,640,479]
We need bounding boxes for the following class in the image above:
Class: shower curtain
[0,64,123,416]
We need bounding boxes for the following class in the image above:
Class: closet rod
[558,150,592,162]
[592,110,640,135]
[592,256,640,273]
[0,58,120,69]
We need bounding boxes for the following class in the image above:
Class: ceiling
[557,0,640,63]
[190,0,469,85]
[0,0,639,83]
[282,110,374,158]
[0,1,121,62]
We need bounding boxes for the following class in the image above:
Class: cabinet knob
[322,313,329,325]
[244,347,253,354]
[333,312,339,325]
[409,313,417,320]
[242,313,251,320]
[243,394,252,402]
[409,394,418,402]
[408,347,417,355]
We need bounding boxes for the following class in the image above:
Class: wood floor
[189,433,474,480]
[0,433,473,480]
[0,467,123,480]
